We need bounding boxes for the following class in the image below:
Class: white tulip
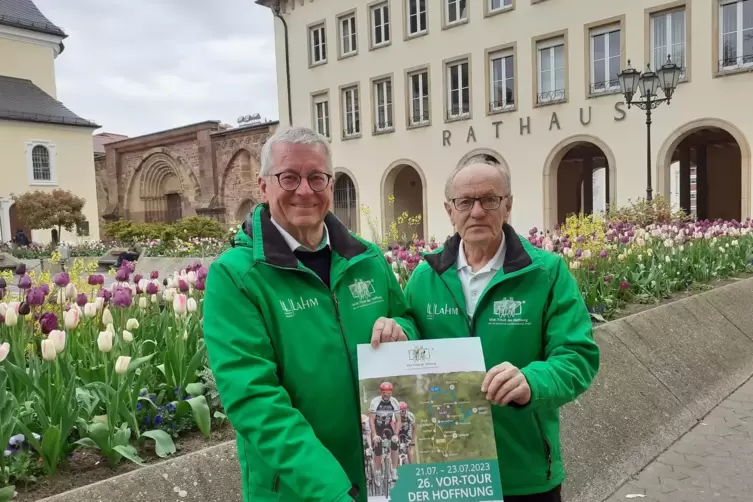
[122,330,134,343]
[106,323,115,335]
[126,318,139,330]
[64,309,80,329]
[94,297,104,310]
[0,303,6,317]
[138,297,149,309]
[114,356,131,375]
[187,298,197,313]
[0,342,9,362]
[4,309,17,327]
[97,331,113,352]
[41,339,57,361]
[49,330,66,353]
[84,303,98,318]
[65,283,77,300]
[151,294,158,304]
[102,308,113,325]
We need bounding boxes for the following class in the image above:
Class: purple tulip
[40,283,50,295]
[178,279,189,293]
[15,264,26,276]
[18,274,31,290]
[112,287,133,308]
[194,279,205,291]
[150,271,159,279]
[76,293,88,307]
[26,287,45,306]
[98,289,112,304]
[115,267,130,282]
[133,274,143,284]
[197,265,209,282]
[53,272,70,288]
[146,282,159,295]
[600,250,608,258]
[39,312,58,335]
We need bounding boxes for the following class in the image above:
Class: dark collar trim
[243,204,368,267]
[424,223,533,275]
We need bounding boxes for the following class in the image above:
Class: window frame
[649,8,687,78]
[405,0,428,39]
[340,83,362,140]
[587,20,623,96]
[371,75,395,134]
[405,64,431,128]
[486,43,517,114]
[718,0,753,71]
[486,0,514,17]
[369,1,391,50]
[443,0,468,29]
[311,90,331,140]
[532,30,569,107]
[443,54,472,122]
[308,21,327,67]
[337,10,358,59]
[26,140,57,186]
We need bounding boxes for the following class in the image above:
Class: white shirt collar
[457,235,506,274]
[270,217,330,252]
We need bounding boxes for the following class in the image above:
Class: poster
[357,338,504,502]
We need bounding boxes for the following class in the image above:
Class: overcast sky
[34,0,279,138]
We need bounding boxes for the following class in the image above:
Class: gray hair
[259,126,333,176]
[444,154,512,200]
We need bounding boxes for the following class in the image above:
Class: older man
[403,157,599,501]
[203,126,416,502]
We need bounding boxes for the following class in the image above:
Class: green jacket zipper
[272,475,280,492]
[533,413,552,481]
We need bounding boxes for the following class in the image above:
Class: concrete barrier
[36,277,753,502]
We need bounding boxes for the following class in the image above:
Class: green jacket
[202,204,417,502]
[403,224,599,496]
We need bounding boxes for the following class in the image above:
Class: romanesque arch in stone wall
[220,149,260,223]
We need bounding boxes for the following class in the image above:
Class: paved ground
[606,376,753,501]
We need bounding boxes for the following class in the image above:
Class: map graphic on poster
[357,338,504,501]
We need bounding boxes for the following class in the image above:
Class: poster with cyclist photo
[357,337,504,501]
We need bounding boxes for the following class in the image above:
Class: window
[409,70,430,126]
[371,3,390,47]
[719,0,753,70]
[590,25,620,93]
[446,59,470,119]
[407,0,427,36]
[537,39,566,104]
[446,0,467,26]
[489,0,513,14]
[373,78,394,132]
[309,23,326,65]
[342,86,361,138]
[651,9,686,77]
[339,14,357,57]
[489,52,515,111]
[313,94,330,138]
[26,141,56,185]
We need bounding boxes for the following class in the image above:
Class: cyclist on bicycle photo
[398,401,416,465]
[368,381,402,484]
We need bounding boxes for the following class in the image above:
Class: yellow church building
[0,0,100,244]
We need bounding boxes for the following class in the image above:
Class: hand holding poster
[357,338,504,501]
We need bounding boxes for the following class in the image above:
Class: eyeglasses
[271,171,332,192]
[449,195,510,211]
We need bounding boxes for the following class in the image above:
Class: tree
[11,189,87,238]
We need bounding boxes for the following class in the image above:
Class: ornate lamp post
[617,55,682,202]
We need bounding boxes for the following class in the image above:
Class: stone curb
[33,277,753,502]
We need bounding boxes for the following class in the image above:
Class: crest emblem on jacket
[348,279,384,309]
[489,297,531,326]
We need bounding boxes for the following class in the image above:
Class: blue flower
[3,449,12,458]
[149,394,157,403]
[136,402,143,411]
[167,403,176,413]
[154,416,163,425]
[143,415,151,426]
[9,434,24,446]
[139,390,147,397]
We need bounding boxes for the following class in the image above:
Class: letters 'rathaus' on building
[93,116,279,227]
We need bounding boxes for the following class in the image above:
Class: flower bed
[0,260,227,501]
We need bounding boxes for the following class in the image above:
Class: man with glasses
[403,156,599,502]
[203,126,416,502]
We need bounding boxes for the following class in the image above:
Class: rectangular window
[489,0,513,13]
[309,24,326,64]
[409,70,430,125]
[371,3,390,47]
[407,0,427,35]
[590,25,620,93]
[374,79,394,132]
[313,95,330,138]
[447,59,470,119]
[489,52,515,111]
[446,0,467,25]
[342,87,361,138]
[720,0,753,69]
[651,9,686,77]
[537,40,565,104]
[340,14,357,57]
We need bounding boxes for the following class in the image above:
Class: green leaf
[185,383,205,397]
[73,437,100,450]
[141,429,177,458]
[0,485,16,502]
[186,396,211,437]
[114,423,132,447]
[112,444,146,466]
[127,353,157,373]
[40,425,62,474]
[180,342,207,391]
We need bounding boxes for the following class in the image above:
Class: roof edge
[0,13,67,38]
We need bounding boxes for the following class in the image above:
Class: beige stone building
[0,0,101,244]
[257,0,753,242]
[94,119,280,229]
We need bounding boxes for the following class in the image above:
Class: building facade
[94,120,279,230]
[258,0,752,243]
[0,0,102,244]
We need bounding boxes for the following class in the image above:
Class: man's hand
[481,362,531,406]
[370,317,407,348]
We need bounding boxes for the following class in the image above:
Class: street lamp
[617,55,682,202]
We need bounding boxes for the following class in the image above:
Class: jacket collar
[424,223,533,275]
[237,204,367,268]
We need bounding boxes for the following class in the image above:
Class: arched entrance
[9,203,31,243]
[221,149,259,223]
[381,160,427,244]
[235,198,256,221]
[658,119,751,221]
[126,151,198,223]
[333,171,358,231]
[543,135,616,229]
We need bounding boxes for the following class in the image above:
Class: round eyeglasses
[449,195,510,211]
[272,171,332,192]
